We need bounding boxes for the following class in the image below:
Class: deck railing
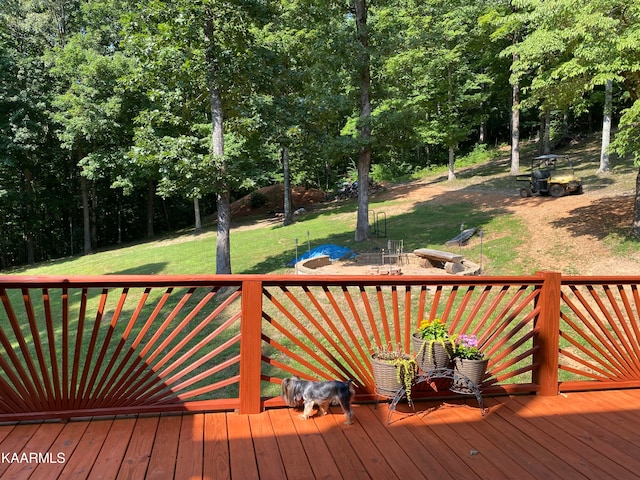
[0,272,638,422]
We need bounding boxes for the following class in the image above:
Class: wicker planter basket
[371,353,414,398]
[451,357,489,394]
[412,333,453,372]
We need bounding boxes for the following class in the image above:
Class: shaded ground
[371,178,639,275]
[230,167,640,276]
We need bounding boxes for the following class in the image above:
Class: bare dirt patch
[231,184,326,218]
[372,178,640,275]
[231,171,640,275]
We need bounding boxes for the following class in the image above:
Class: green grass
[4,136,638,278]
[5,137,637,404]
[5,198,531,277]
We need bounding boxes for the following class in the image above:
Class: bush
[249,191,269,208]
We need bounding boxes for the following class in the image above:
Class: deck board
[89,416,137,480]
[312,408,369,478]
[247,411,286,480]
[28,420,89,480]
[501,397,625,479]
[442,404,538,480]
[174,413,204,480]
[3,391,640,479]
[58,417,114,480]
[146,415,181,480]
[1,422,64,480]
[511,394,640,477]
[202,412,230,480]
[116,415,158,480]
[227,412,259,480]
[291,409,344,479]
[355,405,433,479]
[267,408,315,479]
[482,399,585,479]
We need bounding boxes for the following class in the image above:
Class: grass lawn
[4,135,636,278]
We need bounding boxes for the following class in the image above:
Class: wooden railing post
[239,279,263,414]
[533,271,561,395]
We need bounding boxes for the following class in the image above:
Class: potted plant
[371,347,418,401]
[450,333,488,394]
[412,318,454,371]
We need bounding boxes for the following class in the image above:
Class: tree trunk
[146,178,154,238]
[510,67,521,175]
[210,84,231,274]
[598,79,612,174]
[117,200,122,244]
[81,175,92,255]
[282,147,293,226]
[23,167,36,263]
[90,182,97,249]
[447,145,456,181]
[543,109,551,154]
[205,20,231,274]
[194,197,202,232]
[634,167,640,238]
[354,0,371,242]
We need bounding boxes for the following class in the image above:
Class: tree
[122,0,269,273]
[353,0,372,241]
[51,32,135,253]
[0,0,81,263]
[482,1,525,175]
[598,79,612,174]
[506,0,640,235]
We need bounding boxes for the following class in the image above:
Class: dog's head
[281,376,305,407]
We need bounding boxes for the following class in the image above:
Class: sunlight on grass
[5,137,639,278]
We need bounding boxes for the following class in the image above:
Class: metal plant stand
[386,367,488,424]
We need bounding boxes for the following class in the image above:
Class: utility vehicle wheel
[519,188,532,198]
[550,184,565,197]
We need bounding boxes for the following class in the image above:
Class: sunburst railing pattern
[559,277,640,392]
[0,272,637,421]
[259,276,545,401]
[0,276,245,421]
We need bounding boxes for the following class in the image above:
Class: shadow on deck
[2,390,639,479]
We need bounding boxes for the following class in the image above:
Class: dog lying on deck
[281,376,355,425]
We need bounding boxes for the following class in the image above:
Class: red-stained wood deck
[2,389,640,480]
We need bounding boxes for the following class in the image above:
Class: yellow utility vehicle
[517,154,583,198]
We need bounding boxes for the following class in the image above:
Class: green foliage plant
[249,191,269,208]
[415,318,455,363]
[417,318,449,341]
[373,346,417,401]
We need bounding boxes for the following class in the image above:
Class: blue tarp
[287,244,355,267]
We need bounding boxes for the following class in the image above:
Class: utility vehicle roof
[534,154,569,160]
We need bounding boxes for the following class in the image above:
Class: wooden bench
[413,248,463,264]
[413,248,469,274]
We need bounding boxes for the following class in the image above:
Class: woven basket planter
[412,333,453,372]
[451,357,489,394]
[371,353,415,398]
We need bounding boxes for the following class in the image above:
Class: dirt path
[230,173,639,275]
[375,178,640,275]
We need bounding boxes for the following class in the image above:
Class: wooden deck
[2,389,640,479]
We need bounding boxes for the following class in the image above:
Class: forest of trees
[1,0,640,271]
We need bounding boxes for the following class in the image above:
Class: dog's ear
[281,377,296,406]
[281,377,290,393]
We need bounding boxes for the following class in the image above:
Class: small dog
[281,376,355,425]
